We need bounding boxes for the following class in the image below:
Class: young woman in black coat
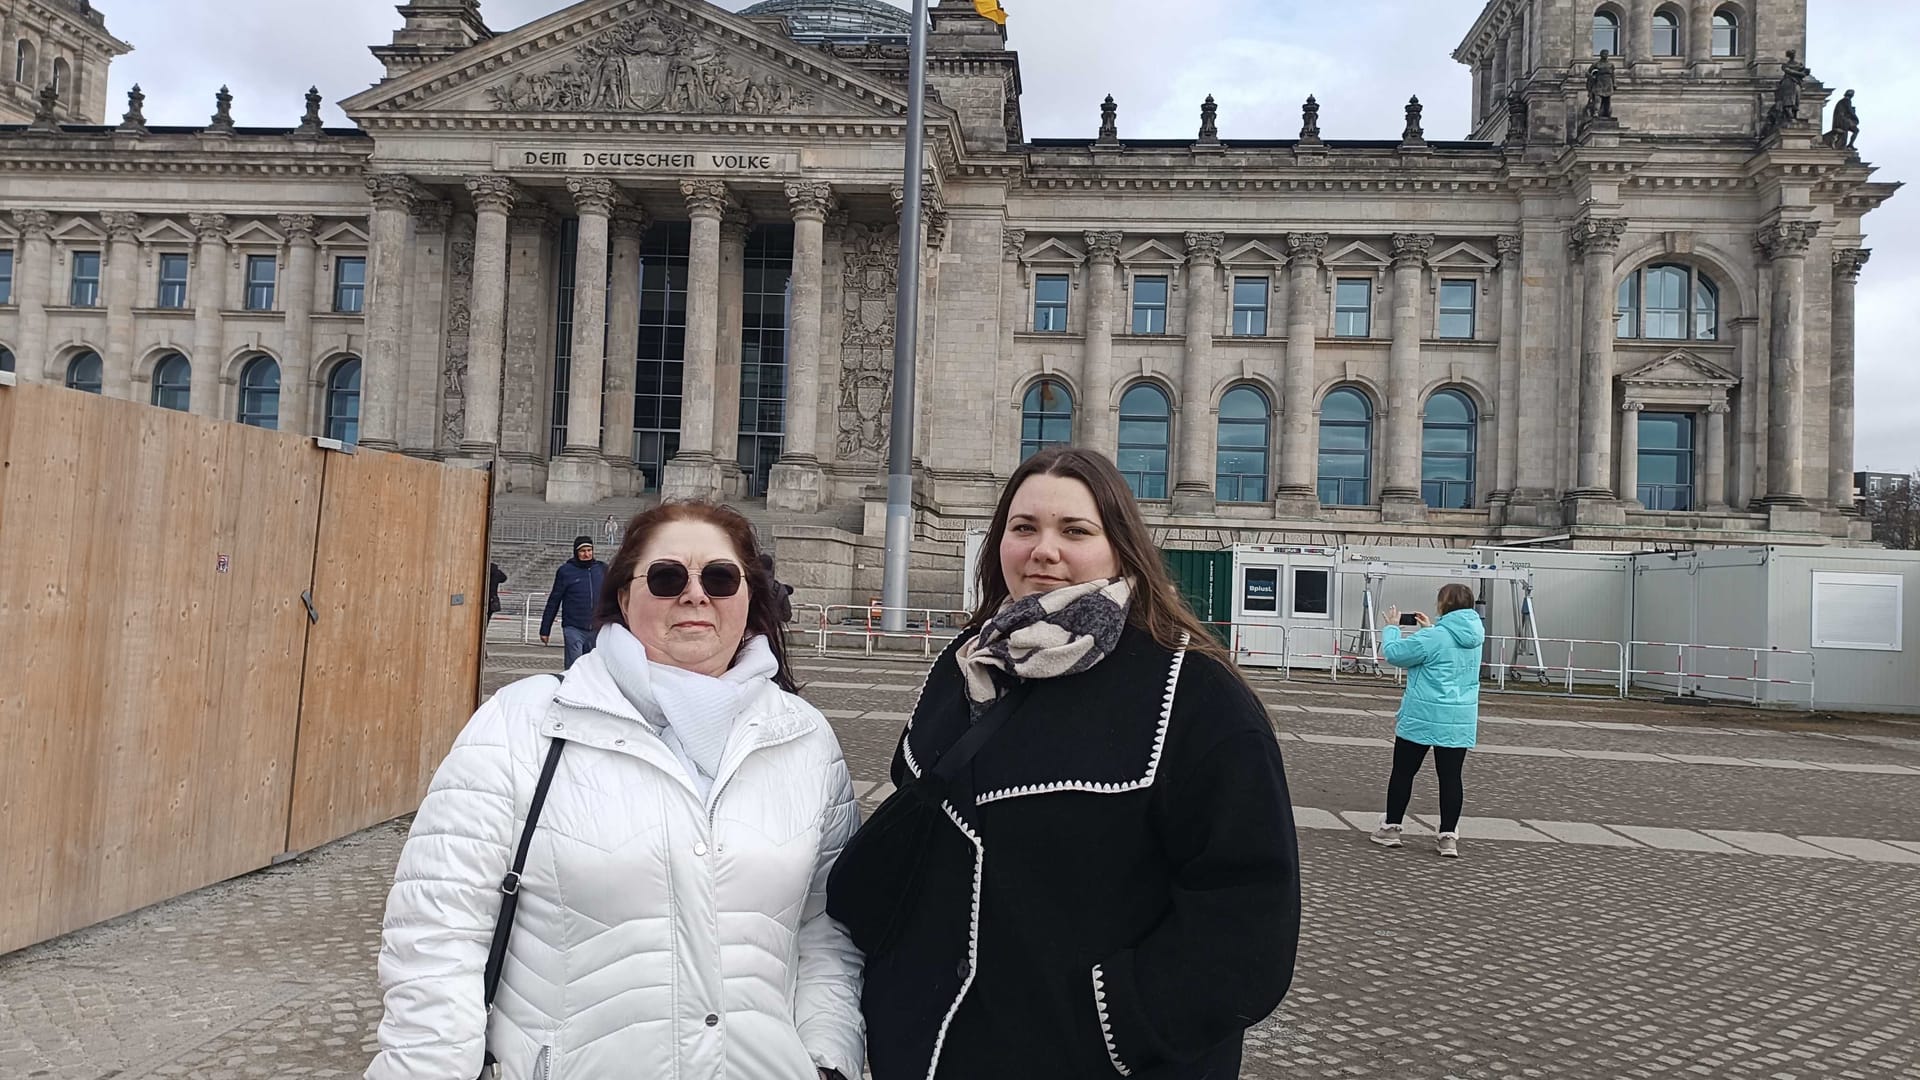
[828,447,1300,1079]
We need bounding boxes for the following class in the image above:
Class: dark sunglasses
[644,560,744,599]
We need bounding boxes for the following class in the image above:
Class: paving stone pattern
[4,654,1917,1079]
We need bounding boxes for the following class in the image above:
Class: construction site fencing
[1626,641,1817,707]
[1483,635,1629,697]
[809,604,971,656]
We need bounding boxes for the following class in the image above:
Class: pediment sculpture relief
[487,12,817,116]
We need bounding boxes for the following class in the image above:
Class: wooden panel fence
[0,382,489,956]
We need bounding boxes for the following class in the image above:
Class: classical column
[11,210,51,380]
[1382,232,1433,516]
[1491,235,1523,506]
[713,207,751,492]
[1569,214,1627,500]
[277,214,318,433]
[1758,220,1820,506]
[404,200,451,453]
[187,212,230,420]
[1687,0,1713,66]
[101,211,140,399]
[1081,229,1123,457]
[601,204,648,492]
[461,176,517,453]
[1827,248,1869,510]
[1617,400,1643,507]
[1276,232,1327,509]
[661,179,731,502]
[546,177,616,504]
[1628,0,1653,64]
[769,181,833,512]
[1171,231,1223,514]
[1705,401,1730,510]
[361,175,417,450]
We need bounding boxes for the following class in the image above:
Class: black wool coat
[839,624,1301,1080]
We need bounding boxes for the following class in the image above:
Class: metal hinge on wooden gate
[301,590,319,625]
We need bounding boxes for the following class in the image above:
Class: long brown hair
[592,500,798,693]
[971,447,1239,674]
[1436,583,1476,617]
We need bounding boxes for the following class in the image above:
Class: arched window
[15,40,33,86]
[64,350,102,394]
[1318,387,1373,507]
[325,358,361,445]
[1421,390,1478,509]
[1651,10,1681,56]
[0,347,13,373]
[1617,264,1719,341]
[1712,8,1739,56]
[1216,386,1270,503]
[50,57,67,97]
[152,353,191,412]
[1592,10,1621,56]
[1116,383,1171,500]
[237,355,280,429]
[1020,379,1073,461]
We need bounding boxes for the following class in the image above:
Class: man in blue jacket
[540,535,607,669]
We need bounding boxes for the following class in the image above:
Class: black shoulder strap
[482,736,567,1008]
[929,680,1031,785]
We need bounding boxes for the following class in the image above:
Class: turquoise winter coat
[1382,609,1486,748]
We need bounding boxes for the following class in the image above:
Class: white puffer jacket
[366,649,864,1080]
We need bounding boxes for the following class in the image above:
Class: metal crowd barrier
[1483,634,1629,698]
[1626,640,1817,707]
[814,604,972,657]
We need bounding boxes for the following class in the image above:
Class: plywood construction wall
[0,382,488,956]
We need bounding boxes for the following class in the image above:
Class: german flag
[973,0,1008,25]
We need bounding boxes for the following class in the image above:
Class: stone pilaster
[101,211,140,399]
[1827,248,1869,510]
[360,175,416,450]
[1170,231,1223,514]
[11,210,52,381]
[1081,229,1123,457]
[1382,232,1433,518]
[1705,401,1730,511]
[1567,214,1627,508]
[277,214,318,434]
[499,203,555,490]
[602,204,648,494]
[462,176,517,454]
[1276,232,1326,512]
[1757,219,1820,509]
[714,207,751,493]
[769,181,834,512]
[547,176,617,505]
[1490,234,1523,508]
[188,212,230,420]
[661,179,732,502]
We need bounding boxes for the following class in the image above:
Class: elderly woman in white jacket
[367,501,863,1080]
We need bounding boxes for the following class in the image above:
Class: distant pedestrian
[540,536,607,669]
[603,513,621,547]
[1374,583,1485,858]
[488,562,507,617]
[761,552,794,625]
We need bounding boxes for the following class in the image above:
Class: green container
[1160,548,1234,647]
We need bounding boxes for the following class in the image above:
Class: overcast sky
[97,0,1918,471]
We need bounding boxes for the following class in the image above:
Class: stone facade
[0,0,1899,552]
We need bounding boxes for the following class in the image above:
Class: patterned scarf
[955,577,1133,707]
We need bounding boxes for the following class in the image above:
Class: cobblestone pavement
[5,648,1918,1079]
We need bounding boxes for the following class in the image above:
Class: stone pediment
[1325,240,1389,268]
[342,0,911,121]
[1619,350,1737,388]
[1020,237,1084,266]
[1430,241,1497,270]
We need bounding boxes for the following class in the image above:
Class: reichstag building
[0,0,1897,548]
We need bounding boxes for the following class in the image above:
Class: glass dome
[740,0,914,41]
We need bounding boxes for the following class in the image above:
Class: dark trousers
[1384,736,1467,834]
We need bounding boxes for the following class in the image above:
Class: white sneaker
[1436,832,1460,858]
[1370,823,1404,848]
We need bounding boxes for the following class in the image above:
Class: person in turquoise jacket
[1371,583,1485,858]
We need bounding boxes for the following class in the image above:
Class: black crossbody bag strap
[928,681,1031,787]
[482,736,567,1010]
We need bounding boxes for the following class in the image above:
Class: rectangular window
[69,251,101,307]
[1292,568,1332,618]
[1131,275,1168,334]
[158,253,189,309]
[1334,278,1372,337]
[1810,572,1903,652]
[1242,568,1279,613]
[1637,411,1696,512]
[1232,277,1268,337]
[1033,274,1069,332]
[1438,279,1477,339]
[245,255,277,311]
[333,256,366,313]
[0,249,12,305]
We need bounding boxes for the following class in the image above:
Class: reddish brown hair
[592,500,798,693]
[972,447,1239,674]
[1436,583,1476,617]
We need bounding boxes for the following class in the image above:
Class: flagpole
[880,0,929,635]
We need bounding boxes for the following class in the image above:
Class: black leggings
[1384,737,1468,834]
